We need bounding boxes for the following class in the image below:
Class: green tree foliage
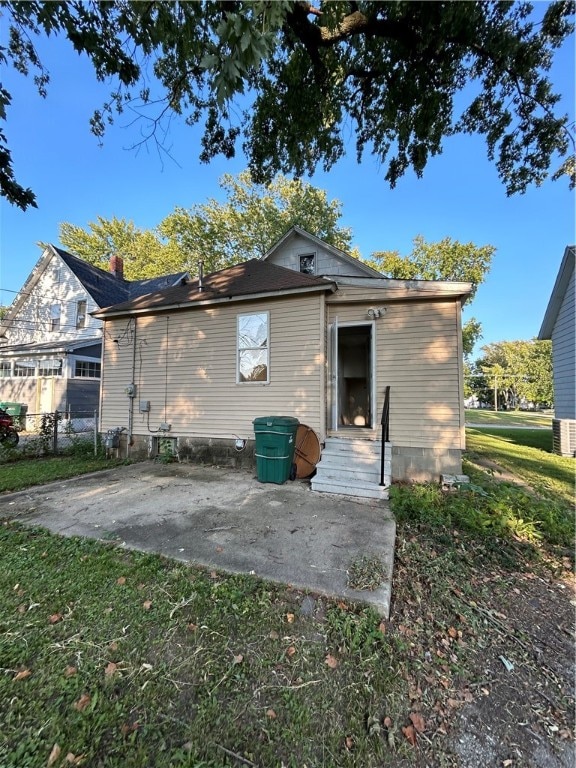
[58,171,355,278]
[475,339,553,408]
[366,235,495,356]
[2,1,574,210]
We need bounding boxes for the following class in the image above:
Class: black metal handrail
[380,386,390,486]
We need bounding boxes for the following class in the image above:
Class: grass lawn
[465,408,552,428]
[0,455,123,493]
[0,432,574,767]
[465,427,574,509]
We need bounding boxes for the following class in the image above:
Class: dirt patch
[389,534,575,768]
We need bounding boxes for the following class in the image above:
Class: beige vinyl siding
[100,295,324,438]
[328,297,464,450]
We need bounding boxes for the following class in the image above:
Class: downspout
[128,318,137,457]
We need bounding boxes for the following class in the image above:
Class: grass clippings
[347,554,387,591]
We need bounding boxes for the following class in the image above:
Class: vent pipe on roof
[198,260,204,291]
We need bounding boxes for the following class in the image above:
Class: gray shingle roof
[54,248,187,308]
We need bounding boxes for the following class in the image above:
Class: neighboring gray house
[538,245,575,456]
[0,246,187,416]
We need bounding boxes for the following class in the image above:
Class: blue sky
[0,17,574,360]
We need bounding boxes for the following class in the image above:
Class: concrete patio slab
[2,461,396,616]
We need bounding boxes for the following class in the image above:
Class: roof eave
[93,282,337,320]
[538,245,575,339]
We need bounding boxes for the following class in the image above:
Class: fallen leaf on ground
[409,712,426,733]
[187,622,198,632]
[64,665,77,677]
[448,626,458,639]
[286,613,295,623]
[383,716,393,728]
[402,724,417,746]
[325,654,339,669]
[266,708,277,719]
[378,621,386,634]
[74,693,91,712]
[104,662,118,677]
[13,668,32,681]
[121,722,139,736]
[233,654,244,665]
[286,645,296,658]
[49,613,63,624]
[142,600,152,610]
[108,641,118,652]
[345,736,354,750]
[269,630,279,640]
[47,743,61,766]
[116,576,126,585]
[215,546,224,553]
[65,753,85,765]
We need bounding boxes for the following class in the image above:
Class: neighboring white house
[538,245,576,456]
[0,246,187,416]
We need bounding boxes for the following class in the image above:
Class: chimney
[109,254,124,279]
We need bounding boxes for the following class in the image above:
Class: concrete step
[318,452,381,470]
[323,438,383,454]
[311,476,390,500]
[318,466,381,484]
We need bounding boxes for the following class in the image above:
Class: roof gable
[539,245,575,339]
[262,226,383,278]
[94,259,335,317]
[55,247,188,307]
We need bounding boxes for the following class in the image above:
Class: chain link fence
[16,410,99,456]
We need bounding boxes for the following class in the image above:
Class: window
[14,360,36,377]
[50,304,61,332]
[0,361,11,378]
[39,358,62,377]
[75,360,101,378]
[237,312,269,383]
[299,254,316,275]
[76,300,87,329]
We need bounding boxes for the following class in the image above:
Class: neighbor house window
[39,359,62,377]
[14,360,36,377]
[75,360,101,378]
[76,300,87,329]
[50,304,61,331]
[237,312,269,383]
[299,254,316,275]
[0,361,11,377]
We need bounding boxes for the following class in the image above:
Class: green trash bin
[0,402,27,430]
[253,416,299,484]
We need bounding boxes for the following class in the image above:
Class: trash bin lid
[253,416,299,428]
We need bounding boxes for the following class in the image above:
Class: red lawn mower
[0,408,19,447]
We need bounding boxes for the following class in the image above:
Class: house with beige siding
[0,246,186,417]
[94,228,471,496]
[539,245,575,456]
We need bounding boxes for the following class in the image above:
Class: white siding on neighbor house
[100,294,325,439]
[552,265,575,420]
[4,252,101,346]
[266,232,369,277]
[327,296,464,451]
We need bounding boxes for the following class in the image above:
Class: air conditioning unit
[552,419,576,457]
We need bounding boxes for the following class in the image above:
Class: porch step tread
[311,477,389,500]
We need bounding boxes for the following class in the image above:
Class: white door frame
[329,320,376,431]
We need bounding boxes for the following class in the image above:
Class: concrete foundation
[114,434,463,483]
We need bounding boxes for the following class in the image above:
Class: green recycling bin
[253,416,299,484]
[0,402,27,430]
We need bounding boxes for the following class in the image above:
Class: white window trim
[237,311,270,385]
[73,358,102,379]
